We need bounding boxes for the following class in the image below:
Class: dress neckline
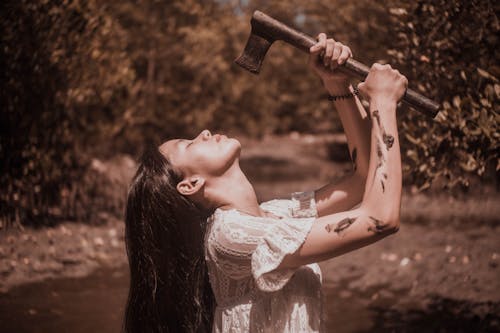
[214,207,283,220]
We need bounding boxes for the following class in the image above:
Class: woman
[124,33,408,332]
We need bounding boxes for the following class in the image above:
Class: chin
[227,138,241,158]
[229,137,241,149]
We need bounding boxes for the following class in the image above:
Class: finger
[337,47,351,65]
[324,40,334,66]
[310,33,327,53]
[317,32,327,42]
[357,82,366,93]
[357,82,367,99]
[330,44,342,69]
[402,76,408,88]
[309,45,324,54]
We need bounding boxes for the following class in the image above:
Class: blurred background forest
[1,0,499,227]
[1,1,499,332]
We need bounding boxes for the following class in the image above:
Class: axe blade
[234,29,274,74]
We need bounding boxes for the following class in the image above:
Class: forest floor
[0,134,499,332]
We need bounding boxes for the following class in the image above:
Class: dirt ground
[0,134,499,332]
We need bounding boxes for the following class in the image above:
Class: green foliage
[1,0,498,227]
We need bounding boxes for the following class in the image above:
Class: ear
[176,175,205,197]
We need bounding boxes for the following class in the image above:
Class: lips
[215,134,226,142]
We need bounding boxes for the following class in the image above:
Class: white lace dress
[204,191,324,333]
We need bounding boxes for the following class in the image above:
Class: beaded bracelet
[328,85,359,101]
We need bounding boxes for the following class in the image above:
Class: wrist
[369,97,398,111]
[323,79,351,95]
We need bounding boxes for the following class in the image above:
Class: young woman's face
[159,130,241,179]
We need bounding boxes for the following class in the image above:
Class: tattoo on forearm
[372,110,395,151]
[367,216,386,234]
[383,133,394,149]
[374,140,388,194]
[376,141,385,169]
[351,148,357,171]
[325,217,357,236]
[380,173,388,192]
[373,111,392,193]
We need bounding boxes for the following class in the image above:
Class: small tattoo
[334,217,356,234]
[325,217,357,236]
[376,141,385,170]
[376,142,383,158]
[372,110,381,126]
[383,133,394,149]
[368,216,386,234]
[351,148,357,171]
[372,110,394,151]
[381,180,385,193]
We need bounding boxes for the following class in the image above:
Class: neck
[205,162,264,217]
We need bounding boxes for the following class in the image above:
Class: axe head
[234,27,274,74]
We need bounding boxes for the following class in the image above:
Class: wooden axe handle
[249,11,440,118]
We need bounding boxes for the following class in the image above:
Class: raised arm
[307,34,371,216]
[279,63,407,269]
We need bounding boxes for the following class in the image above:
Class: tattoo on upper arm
[351,148,357,171]
[325,217,357,236]
[367,216,386,234]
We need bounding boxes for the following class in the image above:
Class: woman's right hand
[357,63,408,109]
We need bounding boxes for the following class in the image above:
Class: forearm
[360,100,402,225]
[324,81,371,176]
[314,82,372,216]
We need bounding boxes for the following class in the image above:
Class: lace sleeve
[208,211,264,280]
[208,191,318,290]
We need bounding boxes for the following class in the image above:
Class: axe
[235,11,440,118]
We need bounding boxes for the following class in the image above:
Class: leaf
[389,8,407,16]
[477,68,498,82]
[405,133,421,145]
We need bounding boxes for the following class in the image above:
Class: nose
[200,129,211,141]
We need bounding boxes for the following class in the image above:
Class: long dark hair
[124,146,215,332]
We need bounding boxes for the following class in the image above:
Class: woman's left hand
[308,33,352,89]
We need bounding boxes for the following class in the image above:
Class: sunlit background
[0,0,498,332]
